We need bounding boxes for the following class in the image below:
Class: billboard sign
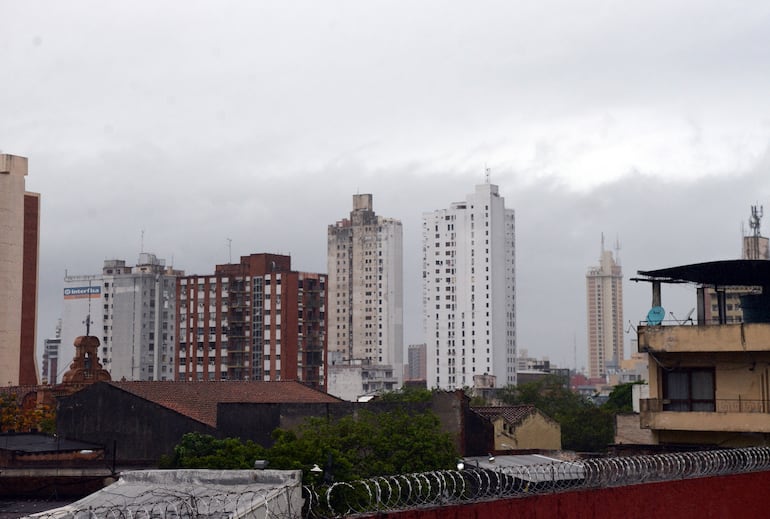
[64,286,102,299]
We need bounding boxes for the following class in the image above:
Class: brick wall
[366,470,770,519]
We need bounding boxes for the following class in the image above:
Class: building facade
[0,154,39,386]
[175,253,327,390]
[41,320,62,384]
[422,181,516,390]
[61,254,182,382]
[405,343,427,382]
[327,194,404,393]
[586,240,624,379]
[636,260,770,447]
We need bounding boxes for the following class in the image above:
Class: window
[663,368,715,411]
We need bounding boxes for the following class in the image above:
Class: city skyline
[4,2,770,374]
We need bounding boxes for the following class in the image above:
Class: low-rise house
[634,259,770,447]
[471,405,561,451]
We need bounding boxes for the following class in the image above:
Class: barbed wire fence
[304,446,770,517]
[23,447,770,518]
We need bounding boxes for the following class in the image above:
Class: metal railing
[305,447,770,517]
[642,398,770,414]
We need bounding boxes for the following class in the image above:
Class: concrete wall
[0,154,27,387]
[364,470,770,519]
[639,322,770,353]
[614,413,656,445]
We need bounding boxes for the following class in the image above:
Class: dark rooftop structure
[106,380,342,427]
[634,259,770,326]
[635,259,770,287]
[0,433,102,455]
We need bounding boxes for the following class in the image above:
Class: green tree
[378,386,433,403]
[602,381,645,414]
[163,408,459,484]
[268,408,457,482]
[500,375,613,452]
[161,432,267,469]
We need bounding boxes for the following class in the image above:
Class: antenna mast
[748,205,764,259]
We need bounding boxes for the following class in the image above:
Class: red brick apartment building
[175,253,327,390]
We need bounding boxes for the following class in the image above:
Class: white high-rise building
[422,181,516,390]
[327,194,404,394]
[60,253,183,381]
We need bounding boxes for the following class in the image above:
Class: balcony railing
[642,398,770,414]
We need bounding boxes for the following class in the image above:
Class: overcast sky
[3,1,770,373]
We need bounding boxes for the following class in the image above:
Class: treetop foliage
[0,392,56,434]
[163,407,458,483]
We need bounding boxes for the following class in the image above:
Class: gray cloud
[3,1,770,373]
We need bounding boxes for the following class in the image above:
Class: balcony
[638,322,770,354]
[640,398,770,433]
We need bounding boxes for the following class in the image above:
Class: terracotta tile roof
[107,380,341,427]
[471,405,538,427]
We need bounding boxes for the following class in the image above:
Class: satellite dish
[647,306,665,325]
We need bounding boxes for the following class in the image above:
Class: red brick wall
[367,471,770,519]
[19,193,39,385]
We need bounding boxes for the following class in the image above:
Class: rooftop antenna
[750,204,763,237]
[748,204,764,259]
[485,165,491,184]
[227,238,232,263]
[83,279,93,336]
[615,235,622,264]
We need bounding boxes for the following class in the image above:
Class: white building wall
[61,255,178,381]
[0,155,27,386]
[327,195,404,393]
[423,182,516,390]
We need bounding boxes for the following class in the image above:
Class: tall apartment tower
[586,237,624,379]
[0,154,40,386]
[42,320,62,384]
[327,195,404,376]
[422,181,516,390]
[176,253,328,390]
[61,253,183,381]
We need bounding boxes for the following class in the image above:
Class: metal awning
[634,260,770,287]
